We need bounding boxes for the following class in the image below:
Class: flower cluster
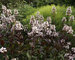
[28,12,58,37]
[62,24,73,34]
[27,6,75,60]
[64,46,75,60]
[0,5,23,31]
[11,21,23,31]
[62,6,74,23]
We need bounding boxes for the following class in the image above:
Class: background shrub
[25,0,75,7]
[24,5,75,31]
[18,5,36,21]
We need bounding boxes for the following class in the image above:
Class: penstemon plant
[27,6,75,60]
[0,5,75,60]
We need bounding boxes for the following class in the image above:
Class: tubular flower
[47,17,52,24]
[62,25,73,34]
[62,17,67,22]
[52,6,57,14]
[66,6,72,16]
[69,15,74,21]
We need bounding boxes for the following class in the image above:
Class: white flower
[50,25,56,31]
[67,42,71,45]
[2,5,7,10]
[1,14,6,23]
[0,47,7,53]
[30,15,35,24]
[32,20,39,27]
[53,32,59,37]
[63,25,73,34]
[46,29,52,35]
[62,17,67,22]
[14,9,19,15]
[47,17,52,23]
[67,29,73,34]
[9,15,16,23]
[64,45,69,49]
[43,21,49,28]
[38,32,43,36]
[7,9,12,16]
[36,11,40,17]
[28,32,34,36]
[52,6,57,14]
[71,47,75,53]
[64,53,70,57]
[66,6,72,16]
[61,39,65,43]
[11,21,23,31]
[69,15,74,21]
[2,5,7,14]
[67,26,73,34]
[1,23,7,30]
[62,25,70,31]
[32,26,39,33]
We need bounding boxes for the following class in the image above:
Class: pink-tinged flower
[69,56,74,60]
[66,6,72,16]
[69,15,74,21]
[62,25,70,31]
[71,47,75,53]
[62,17,67,22]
